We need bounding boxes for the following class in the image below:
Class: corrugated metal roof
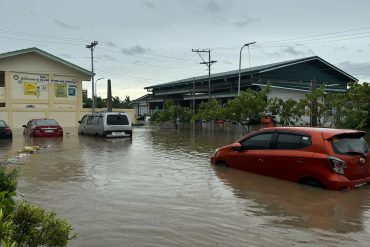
[0,47,92,76]
[144,56,358,89]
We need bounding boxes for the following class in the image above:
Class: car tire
[299,178,325,189]
[215,161,228,167]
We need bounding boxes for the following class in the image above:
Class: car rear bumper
[325,175,370,191]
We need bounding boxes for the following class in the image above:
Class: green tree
[340,82,370,129]
[267,98,304,126]
[195,98,225,122]
[224,86,270,132]
[154,101,192,129]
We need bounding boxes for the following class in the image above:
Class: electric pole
[86,41,98,113]
[192,49,217,99]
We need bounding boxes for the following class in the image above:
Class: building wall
[0,52,91,128]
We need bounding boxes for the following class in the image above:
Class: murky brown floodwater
[1,125,370,246]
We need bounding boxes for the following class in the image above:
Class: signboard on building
[51,76,77,99]
[11,72,49,99]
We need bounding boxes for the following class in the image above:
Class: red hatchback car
[211,127,370,191]
[23,119,63,137]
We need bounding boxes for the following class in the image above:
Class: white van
[78,112,132,138]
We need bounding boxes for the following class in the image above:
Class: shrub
[10,202,77,247]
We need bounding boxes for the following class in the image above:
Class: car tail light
[34,128,41,134]
[57,128,63,132]
[328,156,346,175]
[5,127,11,133]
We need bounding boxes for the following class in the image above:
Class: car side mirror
[22,125,26,128]
[231,142,242,151]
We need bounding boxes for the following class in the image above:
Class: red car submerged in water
[211,127,370,191]
[23,119,63,137]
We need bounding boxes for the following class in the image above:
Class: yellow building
[0,47,92,129]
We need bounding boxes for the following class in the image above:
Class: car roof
[258,127,366,139]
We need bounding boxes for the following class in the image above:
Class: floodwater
[1,125,370,246]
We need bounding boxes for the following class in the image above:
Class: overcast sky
[1,0,370,99]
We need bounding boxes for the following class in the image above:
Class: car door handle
[297,158,304,164]
[258,157,264,163]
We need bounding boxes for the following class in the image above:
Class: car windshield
[0,120,7,127]
[331,135,369,155]
[35,119,58,126]
[107,115,129,125]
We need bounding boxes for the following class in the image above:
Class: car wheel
[215,161,228,167]
[299,178,325,189]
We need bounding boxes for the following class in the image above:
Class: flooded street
[2,126,370,246]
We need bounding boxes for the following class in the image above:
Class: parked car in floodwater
[78,112,132,138]
[0,120,12,139]
[22,119,63,137]
[211,127,370,191]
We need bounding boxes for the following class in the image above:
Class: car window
[86,116,94,125]
[240,133,273,150]
[331,136,369,155]
[0,120,6,127]
[80,116,88,124]
[35,119,58,126]
[275,133,312,150]
[91,116,99,125]
[97,116,103,126]
[106,115,129,125]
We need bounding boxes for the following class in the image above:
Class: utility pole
[86,41,98,113]
[192,49,217,99]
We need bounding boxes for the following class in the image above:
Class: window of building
[0,71,4,87]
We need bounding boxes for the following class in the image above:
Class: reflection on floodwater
[213,165,370,233]
[1,125,370,246]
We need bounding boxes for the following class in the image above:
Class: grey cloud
[260,45,313,58]
[223,60,233,65]
[99,55,117,61]
[121,45,149,56]
[233,15,259,28]
[54,19,81,30]
[59,53,71,58]
[106,41,118,48]
[334,46,347,51]
[142,0,156,9]
[204,0,221,12]
[336,61,370,82]
[282,46,306,56]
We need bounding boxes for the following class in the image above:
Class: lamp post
[86,41,98,113]
[94,77,104,109]
[238,42,256,96]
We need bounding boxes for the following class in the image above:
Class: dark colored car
[211,127,370,191]
[0,120,12,139]
[23,119,63,137]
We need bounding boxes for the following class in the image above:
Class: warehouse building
[134,56,357,117]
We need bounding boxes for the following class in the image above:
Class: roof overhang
[0,47,92,77]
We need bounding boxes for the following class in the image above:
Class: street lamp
[238,42,256,96]
[94,77,104,110]
[86,41,98,113]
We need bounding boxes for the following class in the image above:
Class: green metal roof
[144,56,358,89]
[0,47,92,76]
